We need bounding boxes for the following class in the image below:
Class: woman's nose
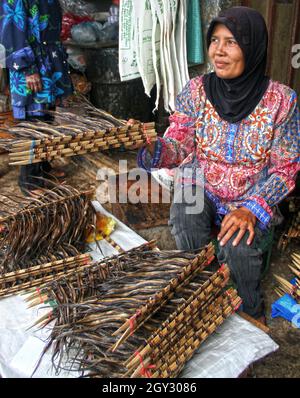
[216,41,226,54]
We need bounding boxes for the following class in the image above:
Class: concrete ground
[0,151,299,378]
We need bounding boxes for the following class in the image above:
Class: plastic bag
[98,22,119,42]
[61,13,93,41]
[71,21,103,43]
[92,21,105,39]
[65,47,87,72]
[108,5,119,24]
[59,0,100,16]
[71,21,118,44]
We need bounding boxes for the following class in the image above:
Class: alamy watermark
[292,44,300,69]
[96,160,205,215]
[0,45,5,69]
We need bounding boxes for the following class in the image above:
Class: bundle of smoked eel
[0,183,96,297]
[26,242,241,378]
[1,99,157,165]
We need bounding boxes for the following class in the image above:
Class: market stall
[0,0,299,380]
[0,202,278,379]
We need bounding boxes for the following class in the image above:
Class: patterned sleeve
[241,92,300,227]
[0,0,38,75]
[137,79,198,171]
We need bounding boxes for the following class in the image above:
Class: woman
[138,7,300,322]
[0,0,73,194]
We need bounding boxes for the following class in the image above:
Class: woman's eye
[228,40,237,46]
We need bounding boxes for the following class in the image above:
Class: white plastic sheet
[88,201,146,261]
[0,295,76,378]
[0,203,278,378]
[180,314,279,378]
[0,301,278,378]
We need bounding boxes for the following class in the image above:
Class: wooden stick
[154,297,242,378]
[125,265,230,370]
[111,245,215,351]
[0,254,91,282]
[125,293,230,377]
[0,257,94,299]
[9,136,157,165]
[129,292,241,378]
[10,123,155,149]
[238,311,270,334]
[0,189,94,223]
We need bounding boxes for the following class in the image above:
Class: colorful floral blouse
[0,0,73,119]
[139,76,300,229]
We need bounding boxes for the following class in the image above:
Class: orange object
[86,213,116,243]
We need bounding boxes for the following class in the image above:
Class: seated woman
[138,6,300,323]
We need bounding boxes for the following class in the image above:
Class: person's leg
[169,187,216,250]
[217,227,266,319]
[28,113,53,176]
[18,164,45,194]
[17,112,48,193]
[18,109,65,193]
[40,108,66,179]
[40,161,52,174]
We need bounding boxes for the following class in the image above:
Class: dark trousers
[18,112,54,193]
[169,190,265,319]
[19,161,52,193]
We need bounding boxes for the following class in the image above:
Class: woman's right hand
[127,118,156,154]
[26,73,42,93]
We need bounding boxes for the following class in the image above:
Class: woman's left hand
[218,207,257,247]
[26,73,42,93]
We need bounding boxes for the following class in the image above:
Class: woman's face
[208,24,245,79]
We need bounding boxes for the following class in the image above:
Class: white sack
[119,0,140,81]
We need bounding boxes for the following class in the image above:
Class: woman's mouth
[215,61,228,69]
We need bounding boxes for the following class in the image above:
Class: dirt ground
[0,151,299,378]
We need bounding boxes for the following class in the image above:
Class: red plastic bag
[61,13,93,41]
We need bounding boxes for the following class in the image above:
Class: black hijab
[203,7,270,123]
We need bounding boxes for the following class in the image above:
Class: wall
[191,0,300,96]
[190,0,241,78]
[240,0,300,96]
